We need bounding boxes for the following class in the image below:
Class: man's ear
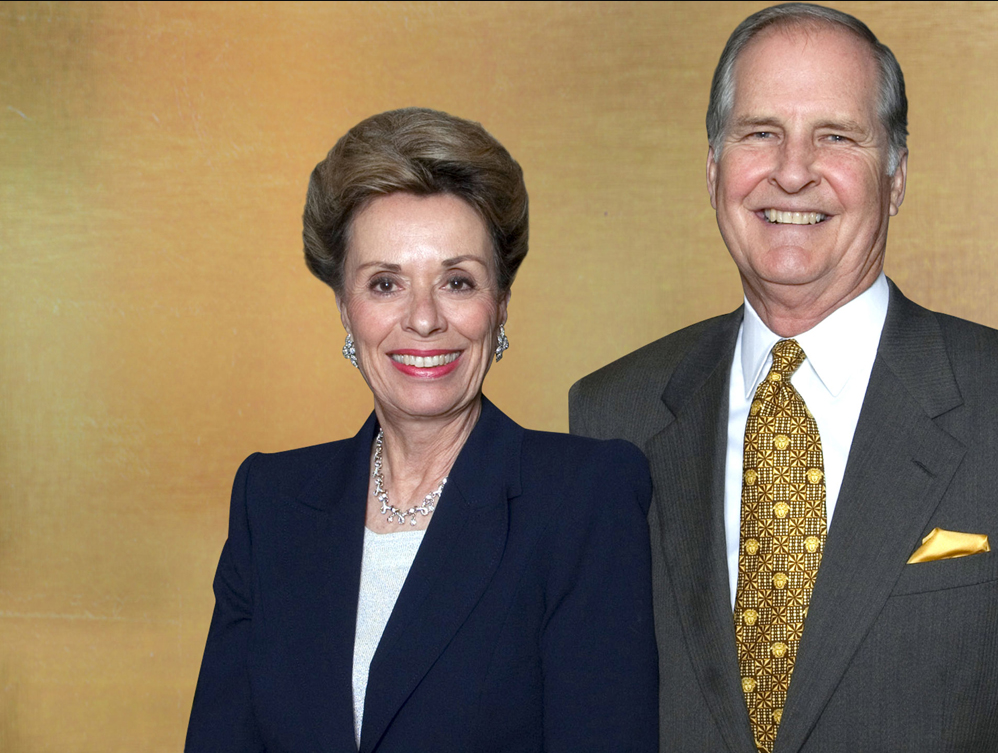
[707,147,719,210]
[888,150,908,216]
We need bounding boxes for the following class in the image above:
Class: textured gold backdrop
[2,1,997,749]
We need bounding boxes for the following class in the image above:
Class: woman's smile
[389,350,462,376]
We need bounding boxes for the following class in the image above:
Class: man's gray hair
[706,2,907,174]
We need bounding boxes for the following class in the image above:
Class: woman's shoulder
[518,429,651,511]
[521,428,645,467]
[232,433,365,502]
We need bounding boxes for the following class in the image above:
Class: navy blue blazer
[186,398,658,752]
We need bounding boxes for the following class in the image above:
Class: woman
[186,108,657,752]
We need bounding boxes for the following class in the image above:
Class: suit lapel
[775,284,966,753]
[646,309,758,753]
[360,398,515,752]
[273,414,375,751]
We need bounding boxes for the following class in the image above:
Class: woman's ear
[335,294,351,335]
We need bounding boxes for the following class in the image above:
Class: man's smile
[763,209,828,225]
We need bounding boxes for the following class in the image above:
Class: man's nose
[770,136,819,194]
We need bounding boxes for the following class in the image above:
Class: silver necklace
[373,429,447,526]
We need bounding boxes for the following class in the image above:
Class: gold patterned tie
[734,339,827,753]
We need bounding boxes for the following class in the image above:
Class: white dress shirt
[724,274,890,609]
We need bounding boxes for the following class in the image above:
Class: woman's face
[337,192,508,426]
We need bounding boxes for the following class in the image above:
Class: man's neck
[742,268,883,337]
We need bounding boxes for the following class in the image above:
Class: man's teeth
[391,353,459,368]
[764,209,826,225]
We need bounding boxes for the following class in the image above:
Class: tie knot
[770,339,806,378]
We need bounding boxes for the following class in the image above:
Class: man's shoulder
[930,310,998,395]
[888,284,998,374]
[573,312,736,397]
[933,309,998,352]
[569,311,739,442]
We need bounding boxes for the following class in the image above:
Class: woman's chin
[376,389,483,425]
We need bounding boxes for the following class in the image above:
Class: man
[570,4,998,752]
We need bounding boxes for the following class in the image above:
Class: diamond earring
[342,333,358,368]
[494,324,509,362]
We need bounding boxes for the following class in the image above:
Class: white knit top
[351,526,425,747]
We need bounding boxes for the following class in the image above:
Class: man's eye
[752,131,773,139]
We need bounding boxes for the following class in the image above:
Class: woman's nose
[404,287,444,336]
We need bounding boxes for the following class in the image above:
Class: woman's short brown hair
[303,107,529,296]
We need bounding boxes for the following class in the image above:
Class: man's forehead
[734,23,878,83]
[730,24,881,116]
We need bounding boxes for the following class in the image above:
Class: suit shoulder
[930,312,998,399]
[522,428,647,467]
[519,430,651,508]
[569,312,738,443]
[933,310,998,355]
[235,437,353,499]
[572,316,725,398]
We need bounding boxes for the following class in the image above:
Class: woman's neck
[366,397,482,529]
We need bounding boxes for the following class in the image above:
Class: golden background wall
[2,1,996,749]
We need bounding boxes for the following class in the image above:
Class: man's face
[707,26,907,316]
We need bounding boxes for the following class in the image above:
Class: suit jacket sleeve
[186,453,266,752]
[538,439,659,752]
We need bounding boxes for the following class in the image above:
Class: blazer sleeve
[186,454,266,752]
[540,440,659,752]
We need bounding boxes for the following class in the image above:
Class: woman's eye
[370,277,396,294]
[447,276,474,291]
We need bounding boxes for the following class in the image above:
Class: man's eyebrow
[814,119,867,133]
[730,116,784,130]
[729,116,869,133]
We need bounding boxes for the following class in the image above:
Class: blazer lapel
[775,283,966,753]
[271,414,376,751]
[360,398,515,752]
[646,309,758,753]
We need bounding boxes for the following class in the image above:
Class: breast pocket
[892,549,997,595]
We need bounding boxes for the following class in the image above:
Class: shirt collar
[740,273,890,400]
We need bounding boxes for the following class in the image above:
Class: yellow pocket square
[907,528,990,564]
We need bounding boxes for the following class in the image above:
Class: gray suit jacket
[570,282,998,752]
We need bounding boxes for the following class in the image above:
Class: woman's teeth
[391,353,459,368]
[764,209,826,225]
